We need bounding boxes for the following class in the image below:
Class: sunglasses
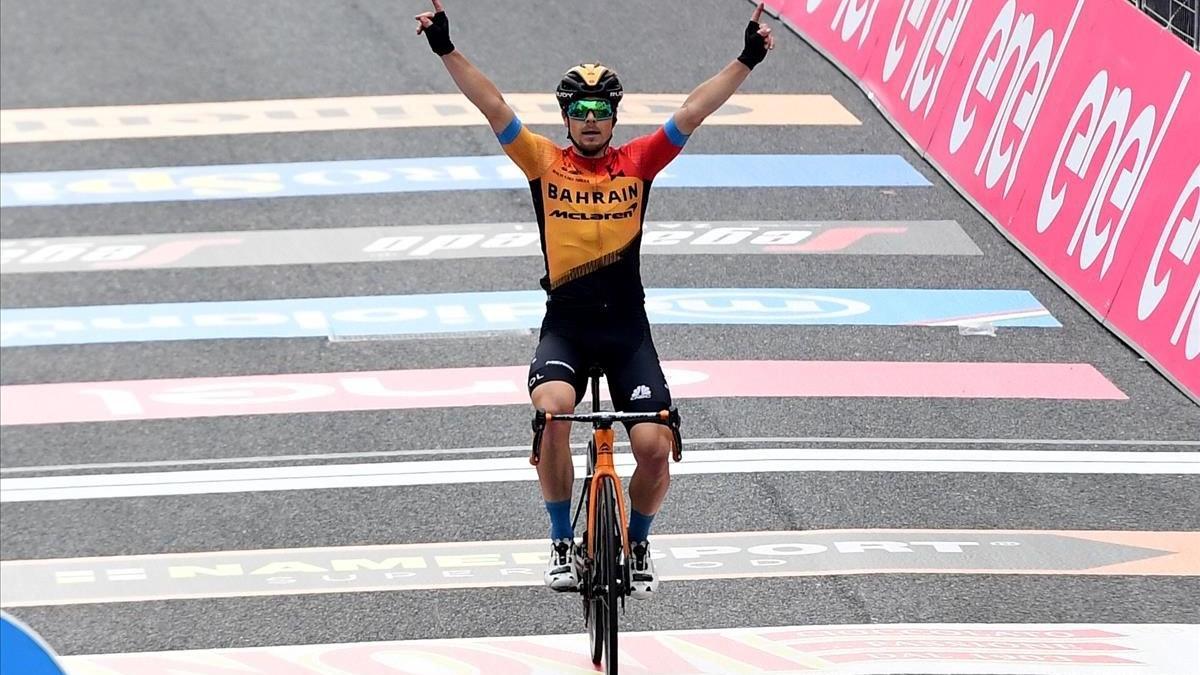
[566,99,615,121]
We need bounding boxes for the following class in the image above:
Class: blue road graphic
[0,613,65,675]
[0,155,929,207]
[0,289,1057,347]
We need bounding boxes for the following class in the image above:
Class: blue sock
[546,499,573,540]
[628,509,656,543]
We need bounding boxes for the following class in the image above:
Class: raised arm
[673,2,775,135]
[415,0,515,134]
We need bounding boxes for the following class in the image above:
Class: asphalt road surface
[2,1,1197,673]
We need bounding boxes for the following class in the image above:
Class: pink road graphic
[90,238,244,269]
[60,623,1200,674]
[0,361,1124,426]
[763,226,908,252]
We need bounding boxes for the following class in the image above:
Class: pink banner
[0,360,1123,426]
[769,0,890,80]
[1107,163,1199,383]
[770,0,1199,401]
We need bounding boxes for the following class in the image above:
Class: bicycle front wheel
[595,476,621,674]
[587,525,604,666]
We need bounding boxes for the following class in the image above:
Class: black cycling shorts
[527,309,671,424]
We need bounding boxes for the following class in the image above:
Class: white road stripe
[918,309,1054,326]
[0,444,537,473]
[2,448,1196,503]
[2,436,1194,474]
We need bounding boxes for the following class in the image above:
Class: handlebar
[530,407,683,465]
[540,410,673,423]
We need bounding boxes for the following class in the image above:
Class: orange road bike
[530,367,682,674]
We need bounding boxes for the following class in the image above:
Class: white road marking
[2,436,1194,474]
[918,308,1054,325]
[2,448,1196,502]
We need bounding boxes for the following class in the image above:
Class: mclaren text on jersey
[549,203,638,220]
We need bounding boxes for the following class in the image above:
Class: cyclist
[415,0,774,598]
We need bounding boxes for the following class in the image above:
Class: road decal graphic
[0,361,1126,426]
[0,94,860,143]
[3,531,1196,606]
[0,154,930,207]
[0,220,980,273]
[0,289,1057,347]
[56,623,1200,674]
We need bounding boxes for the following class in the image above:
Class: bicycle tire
[588,597,605,665]
[588,437,609,662]
[597,476,620,674]
[587,511,604,664]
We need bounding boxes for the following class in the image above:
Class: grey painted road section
[1,0,1198,662]
[0,220,979,273]
[5,530,1193,607]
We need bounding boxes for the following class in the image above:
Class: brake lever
[668,406,683,462]
[530,409,546,466]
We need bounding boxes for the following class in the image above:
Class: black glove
[737,20,768,69]
[422,11,455,56]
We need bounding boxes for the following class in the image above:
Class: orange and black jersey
[497,116,689,312]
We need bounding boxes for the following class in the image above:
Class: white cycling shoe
[629,540,658,599]
[544,538,579,592]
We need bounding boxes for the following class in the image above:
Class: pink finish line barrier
[0,360,1124,426]
[764,0,1198,402]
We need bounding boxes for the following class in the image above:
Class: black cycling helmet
[556,63,623,112]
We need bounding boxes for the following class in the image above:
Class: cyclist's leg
[605,322,674,528]
[528,331,588,520]
[530,330,589,591]
[605,322,672,599]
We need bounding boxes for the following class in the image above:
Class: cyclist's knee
[531,380,576,416]
[630,423,672,469]
[532,381,575,452]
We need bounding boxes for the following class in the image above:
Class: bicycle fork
[586,427,630,563]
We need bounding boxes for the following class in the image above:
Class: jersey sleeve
[622,116,690,180]
[497,116,559,180]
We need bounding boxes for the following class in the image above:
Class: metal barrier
[1130,0,1199,48]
